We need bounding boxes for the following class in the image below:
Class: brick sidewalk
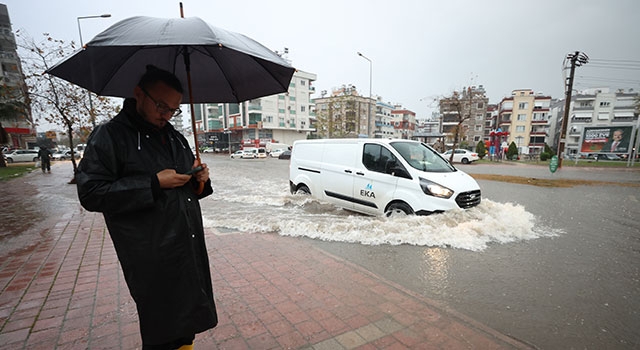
[0,168,533,349]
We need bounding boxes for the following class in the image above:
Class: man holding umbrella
[76,65,217,349]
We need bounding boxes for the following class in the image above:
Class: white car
[230,150,257,159]
[440,149,479,164]
[4,149,39,163]
[269,149,286,158]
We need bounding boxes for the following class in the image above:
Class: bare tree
[439,87,487,163]
[17,32,118,181]
[440,90,470,163]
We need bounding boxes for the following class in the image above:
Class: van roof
[293,138,421,146]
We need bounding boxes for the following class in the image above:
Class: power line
[589,58,640,64]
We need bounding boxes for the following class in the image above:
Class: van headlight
[419,177,453,199]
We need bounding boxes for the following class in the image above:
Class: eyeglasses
[140,87,182,117]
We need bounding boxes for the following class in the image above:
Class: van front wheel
[385,202,413,217]
[295,185,311,195]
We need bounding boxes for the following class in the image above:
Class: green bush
[507,142,519,160]
[540,152,551,161]
[475,141,487,159]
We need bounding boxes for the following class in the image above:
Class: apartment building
[391,107,416,139]
[562,88,638,157]
[0,4,35,149]
[312,84,373,138]
[374,99,395,138]
[191,70,317,150]
[497,89,552,155]
[439,85,489,149]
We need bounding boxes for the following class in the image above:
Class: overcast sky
[4,0,640,123]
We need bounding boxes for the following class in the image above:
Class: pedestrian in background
[76,65,217,350]
[37,146,51,173]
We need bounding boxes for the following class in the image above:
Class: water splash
[202,191,561,251]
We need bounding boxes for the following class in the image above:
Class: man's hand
[157,169,192,189]
[190,160,210,183]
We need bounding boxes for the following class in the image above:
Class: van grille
[456,190,481,209]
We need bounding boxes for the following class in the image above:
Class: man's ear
[133,86,143,100]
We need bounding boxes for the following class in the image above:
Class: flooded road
[201,155,640,349]
[4,157,639,349]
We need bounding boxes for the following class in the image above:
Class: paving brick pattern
[0,185,533,349]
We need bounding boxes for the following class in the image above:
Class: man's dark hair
[137,65,184,94]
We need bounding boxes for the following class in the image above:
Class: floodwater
[4,157,639,349]
[201,156,561,251]
[201,155,640,349]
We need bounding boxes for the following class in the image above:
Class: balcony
[573,106,593,111]
[248,104,262,111]
[531,119,548,124]
[529,131,547,136]
[612,116,637,123]
[571,117,592,123]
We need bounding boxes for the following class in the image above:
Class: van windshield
[391,141,455,172]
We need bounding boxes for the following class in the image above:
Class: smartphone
[185,165,203,175]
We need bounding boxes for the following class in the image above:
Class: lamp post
[357,52,372,137]
[77,14,111,127]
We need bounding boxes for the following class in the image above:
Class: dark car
[278,150,291,160]
[598,153,622,161]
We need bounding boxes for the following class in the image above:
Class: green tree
[507,141,519,160]
[17,32,118,181]
[476,140,487,159]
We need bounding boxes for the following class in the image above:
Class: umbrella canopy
[46,16,295,104]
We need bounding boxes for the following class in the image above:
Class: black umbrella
[46,5,295,167]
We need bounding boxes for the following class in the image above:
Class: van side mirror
[386,160,411,179]
[392,167,411,179]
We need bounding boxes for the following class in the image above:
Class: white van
[289,138,481,216]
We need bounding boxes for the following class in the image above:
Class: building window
[475,114,483,121]
[474,135,481,142]
[517,114,527,121]
[477,102,484,109]
[599,101,611,107]
[301,106,306,112]
[518,102,529,110]
[475,125,482,131]
[516,125,525,132]
[300,80,306,86]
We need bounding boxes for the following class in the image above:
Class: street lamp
[77,14,111,127]
[357,52,372,137]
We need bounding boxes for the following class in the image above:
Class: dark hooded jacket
[76,98,217,345]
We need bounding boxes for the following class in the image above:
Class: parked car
[4,149,39,163]
[52,150,80,161]
[440,149,479,164]
[200,147,214,153]
[269,149,286,158]
[230,150,245,159]
[598,153,622,161]
[278,150,291,160]
[241,149,258,159]
[230,150,257,159]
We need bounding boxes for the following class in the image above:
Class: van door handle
[344,169,352,173]
[356,172,365,176]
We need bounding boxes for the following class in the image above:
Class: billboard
[581,126,633,154]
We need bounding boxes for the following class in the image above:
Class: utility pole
[557,51,588,168]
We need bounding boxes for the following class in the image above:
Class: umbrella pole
[182,42,205,194]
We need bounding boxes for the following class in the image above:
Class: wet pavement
[0,162,531,349]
